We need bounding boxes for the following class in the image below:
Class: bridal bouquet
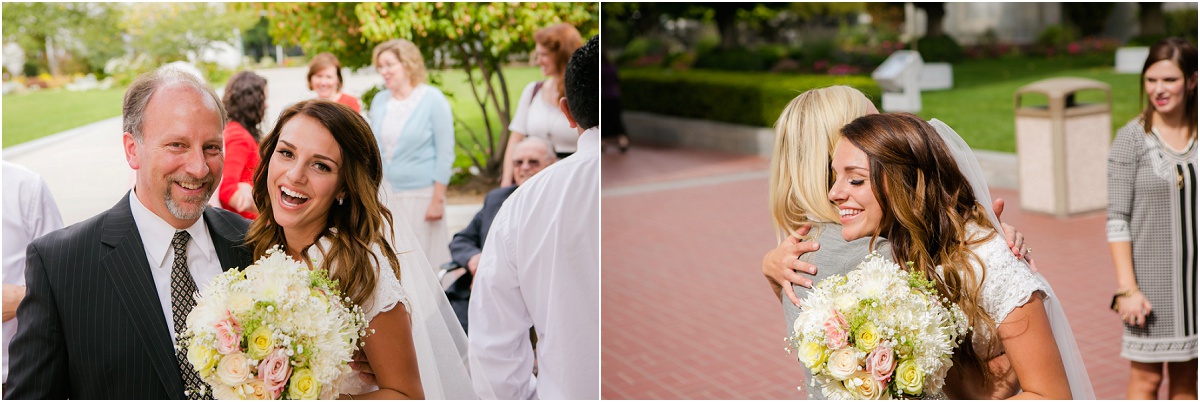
[789,253,969,399]
[178,246,368,400]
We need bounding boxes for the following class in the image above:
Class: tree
[2,2,124,76]
[1062,3,1114,38]
[913,3,945,38]
[1138,3,1167,37]
[121,3,258,65]
[241,15,275,63]
[263,2,598,179]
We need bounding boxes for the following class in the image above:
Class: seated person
[445,136,556,331]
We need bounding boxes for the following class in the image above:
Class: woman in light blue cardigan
[369,39,455,269]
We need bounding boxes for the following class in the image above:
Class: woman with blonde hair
[762,86,1031,398]
[368,39,455,271]
[500,23,583,186]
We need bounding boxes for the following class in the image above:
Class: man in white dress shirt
[2,161,64,388]
[468,35,600,399]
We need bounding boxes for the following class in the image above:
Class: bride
[245,99,476,399]
[763,86,1034,398]
[828,112,1093,399]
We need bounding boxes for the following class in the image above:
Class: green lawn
[917,56,1142,153]
[2,87,128,148]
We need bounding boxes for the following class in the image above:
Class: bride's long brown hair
[246,100,401,309]
[838,112,1001,388]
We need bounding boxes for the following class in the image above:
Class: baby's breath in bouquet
[789,253,969,399]
[179,246,368,400]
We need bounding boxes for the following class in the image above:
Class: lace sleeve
[308,237,411,323]
[363,245,411,323]
[970,228,1047,325]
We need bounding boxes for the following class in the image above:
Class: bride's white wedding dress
[307,223,478,399]
[931,119,1095,399]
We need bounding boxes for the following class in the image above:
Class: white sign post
[872,50,924,112]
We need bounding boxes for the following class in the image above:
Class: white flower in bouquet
[178,246,368,399]
[789,253,969,399]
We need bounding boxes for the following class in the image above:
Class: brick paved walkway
[601,144,1139,399]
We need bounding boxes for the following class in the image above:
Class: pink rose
[824,310,850,349]
[215,318,243,355]
[258,348,292,397]
[866,345,896,383]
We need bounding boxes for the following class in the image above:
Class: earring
[337,196,344,205]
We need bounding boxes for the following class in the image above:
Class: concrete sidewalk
[601,143,1135,399]
[3,66,481,233]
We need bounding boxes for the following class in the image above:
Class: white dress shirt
[2,162,63,383]
[468,127,599,399]
[128,189,224,339]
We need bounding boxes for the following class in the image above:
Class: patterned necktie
[171,230,207,399]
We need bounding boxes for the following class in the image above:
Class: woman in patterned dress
[1108,37,1198,399]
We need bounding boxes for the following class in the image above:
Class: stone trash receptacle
[1013,77,1112,217]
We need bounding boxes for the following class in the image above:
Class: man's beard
[164,173,216,220]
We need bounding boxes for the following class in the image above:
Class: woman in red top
[308,52,362,113]
[219,71,267,219]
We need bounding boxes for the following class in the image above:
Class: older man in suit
[4,66,255,399]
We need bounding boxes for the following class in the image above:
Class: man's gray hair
[122,65,227,141]
[518,135,557,163]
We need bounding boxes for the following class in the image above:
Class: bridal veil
[929,118,1095,399]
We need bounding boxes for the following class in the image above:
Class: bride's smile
[828,141,882,241]
[267,114,346,245]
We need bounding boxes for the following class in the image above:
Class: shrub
[361,84,383,113]
[104,53,158,86]
[1036,25,1080,50]
[793,40,837,65]
[1166,8,1198,44]
[1130,9,1200,47]
[664,50,697,71]
[197,62,233,86]
[693,48,765,72]
[619,37,669,66]
[755,44,790,69]
[22,61,42,78]
[618,68,881,128]
[1127,34,1170,47]
[915,35,964,63]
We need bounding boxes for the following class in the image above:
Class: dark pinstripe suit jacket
[4,194,254,399]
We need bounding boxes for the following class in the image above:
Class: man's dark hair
[564,35,598,129]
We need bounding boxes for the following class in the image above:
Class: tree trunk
[45,36,60,76]
[1138,2,1166,36]
[712,4,740,49]
[916,2,946,38]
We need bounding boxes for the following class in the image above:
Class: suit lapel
[99,194,185,398]
[204,207,253,271]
